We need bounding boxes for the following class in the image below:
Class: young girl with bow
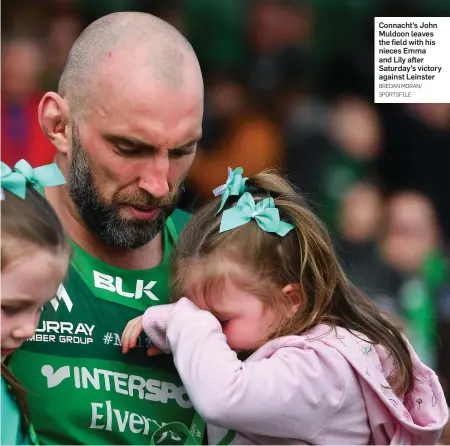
[123,168,448,445]
[1,160,70,445]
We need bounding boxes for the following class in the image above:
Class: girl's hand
[122,304,174,355]
[121,316,144,354]
[146,345,162,356]
[121,316,162,355]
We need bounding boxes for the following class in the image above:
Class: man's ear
[38,92,70,155]
[282,283,303,317]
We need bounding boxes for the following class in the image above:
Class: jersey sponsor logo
[40,364,193,409]
[36,321,95,336]
[93,271,159,301]
[50,284,73,312]
[29,321,95,345]
[41,365,72,388]
[90,400,182,442]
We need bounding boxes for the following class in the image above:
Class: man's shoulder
[170,208,192,232]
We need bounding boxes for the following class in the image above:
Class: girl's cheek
[220,320,229,329]
[220,321,231,336]
[221,320,238,338]
[1,312,10,335]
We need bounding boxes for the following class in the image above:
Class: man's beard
[67,134,184,250]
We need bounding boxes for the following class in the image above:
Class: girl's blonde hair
[1,185,71,435]
[172,169,414,396]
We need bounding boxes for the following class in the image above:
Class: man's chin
[100,218,166,250]
[80,202,176,249]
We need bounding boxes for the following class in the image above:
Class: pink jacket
[142,298,448,445]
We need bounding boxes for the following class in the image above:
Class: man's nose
[138,157,170,199]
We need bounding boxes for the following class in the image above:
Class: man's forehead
[92,55,202,109]
[83,87,202,149]
[79,49,203,144]
[97,41,202,88]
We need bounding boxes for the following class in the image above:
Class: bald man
[9,12,204,445]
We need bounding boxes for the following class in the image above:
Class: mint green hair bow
[220,192,294,237]
[0,159,66,200]
[213,167,248,213]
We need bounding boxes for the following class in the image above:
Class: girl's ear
[281,283,303,317]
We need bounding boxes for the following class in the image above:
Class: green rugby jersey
[10,210,193,445]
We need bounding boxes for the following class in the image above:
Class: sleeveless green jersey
[9,211,193,445]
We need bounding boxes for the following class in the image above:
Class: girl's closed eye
[215,310,232,320]
[2,301,48,318]
[219,319,230,329]
[210,311,231,328]
[1,305,21,316]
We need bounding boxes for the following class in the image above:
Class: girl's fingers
[129,317,144,349]
[121,321,132,353]
[122,317,142,353]
[127,317,141,350]
[146,345,162,356]
[121,319,136,353]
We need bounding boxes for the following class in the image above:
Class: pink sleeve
[166,298,348,440]
[142,303,175,354]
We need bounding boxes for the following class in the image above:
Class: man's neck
[46,187,164,270]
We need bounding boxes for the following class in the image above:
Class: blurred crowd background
[2,0,450,413]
